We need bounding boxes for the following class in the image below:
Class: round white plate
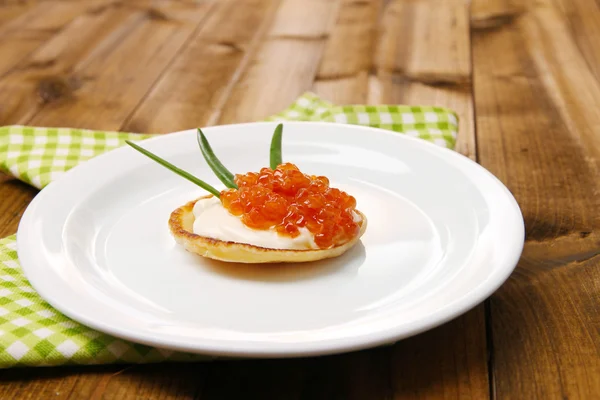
[17,122,524,357]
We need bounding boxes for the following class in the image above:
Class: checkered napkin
[0,92,458,368]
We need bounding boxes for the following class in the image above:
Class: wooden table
[1,0,599,398]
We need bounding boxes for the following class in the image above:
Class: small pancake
[168,195,367,263]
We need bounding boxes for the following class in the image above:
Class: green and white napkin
[0,92,458,368]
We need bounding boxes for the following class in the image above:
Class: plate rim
[16,121,525,357]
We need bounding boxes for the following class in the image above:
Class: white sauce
[192,196,319,250]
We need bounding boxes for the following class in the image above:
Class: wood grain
[0,1,110,79]
[312,0,381,104]
[316,0,381,80]
[472,0,600,397]
[27,1,216,130]
[376,0,470,85]
[122,0,280,133]
[372,0,475,158]
[0,3,143,125]
[390,309,489,399]
[216,0,341,123]
[552,0,600,82]
[0,1,216,129]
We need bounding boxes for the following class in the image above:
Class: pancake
[168,195,367,263]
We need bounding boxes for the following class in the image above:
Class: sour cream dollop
[192,196,319,250]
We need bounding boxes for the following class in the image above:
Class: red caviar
[220,163,360,249]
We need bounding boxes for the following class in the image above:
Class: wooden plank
[520,0,600,167]
[471,0,600,397]
[26,1,216,130]
[122,0,280,133]
[0,0,38,27]
[0,1,110,78]
[552,0,600,81]
[217,0,342,123]
[390,309,489,399]
[312,0,381,104]
[0,1,215,130]
[313,0,476,163]
[0,3,143,125]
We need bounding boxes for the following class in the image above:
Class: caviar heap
[220,163,359,249]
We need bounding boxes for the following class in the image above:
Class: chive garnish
[196,129,237,189]
[270,123,283,169]
[125,140,221,198]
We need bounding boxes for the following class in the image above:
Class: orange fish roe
[220,163,360,249]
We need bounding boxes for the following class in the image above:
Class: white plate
[17,122,524,357]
